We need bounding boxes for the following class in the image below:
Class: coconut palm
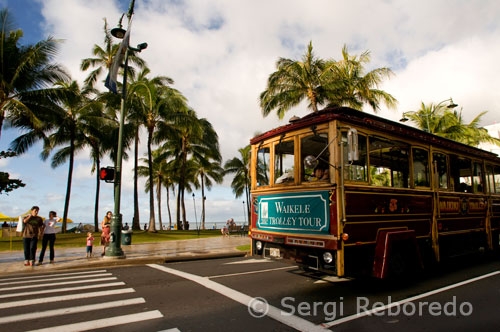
[128,73,187,232]
[0,8,68,140]
[325,44,397,112]
[224,145,251,224]
[11,80,103,232]
[192,156,224,230]
[405,102,500,147]
[260,41,330,118]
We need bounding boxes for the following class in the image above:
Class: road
[0,255,499,331]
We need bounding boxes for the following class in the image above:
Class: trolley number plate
[270,248,280,258]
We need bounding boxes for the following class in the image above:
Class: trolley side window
[450,155,472,192]
[369,136,410,188]
[274,139,295,184]
[433,152,449,189]
[413,148,430,187]
[256,146,271,187]
[495,165,500,193]
[301,133,329,182]
[486,165,495,193]
[472,162,484,193]
[343,132,368,182]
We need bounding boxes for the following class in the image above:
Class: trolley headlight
[255,241,263,251]
[323,252,333,264]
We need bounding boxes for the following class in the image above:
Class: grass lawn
[0,229,222,252]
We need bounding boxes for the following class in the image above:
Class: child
[86,232,94,257]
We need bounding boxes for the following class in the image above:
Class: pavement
[0,235,251,276]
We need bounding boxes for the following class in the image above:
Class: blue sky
[1,0,500,225]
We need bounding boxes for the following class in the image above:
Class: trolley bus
[249,106,500,278]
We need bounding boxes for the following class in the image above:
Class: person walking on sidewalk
[86,232,95,257]
[38,211,59,265]
[22,206,44,266]
[101,211,112,256]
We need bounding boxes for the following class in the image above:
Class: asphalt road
[0,254,499,331]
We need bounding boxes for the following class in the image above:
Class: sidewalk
[0,236,250,276]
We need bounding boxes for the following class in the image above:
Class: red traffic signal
[99,167,115,183]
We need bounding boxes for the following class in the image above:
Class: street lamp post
[106,0,147,258]
[400,98,458,133]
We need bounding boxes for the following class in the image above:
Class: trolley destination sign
[257,191,329,234]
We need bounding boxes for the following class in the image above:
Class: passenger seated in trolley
[310,164,329,181]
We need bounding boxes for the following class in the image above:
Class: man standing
[22,206,44,266]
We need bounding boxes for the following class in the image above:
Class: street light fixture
[399,98,458,132]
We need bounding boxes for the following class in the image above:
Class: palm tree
[192,157,224,230]
[325,44,397,112]
[0,8,68,140]
[12,80,102,232]
[128,73,186,232]
[260,41,329,118]
[405,102,500,147]
[137,148,171,231]
[224,145,251,224]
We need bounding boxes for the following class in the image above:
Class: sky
[1,0,500,226]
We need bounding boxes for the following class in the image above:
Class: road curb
[0,251,249,277]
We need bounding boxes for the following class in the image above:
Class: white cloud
[3,0,500,224]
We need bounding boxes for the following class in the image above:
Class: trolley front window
[274,139,295,184]
[344,132,368,182]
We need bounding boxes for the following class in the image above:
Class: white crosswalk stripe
[0,269,163,331]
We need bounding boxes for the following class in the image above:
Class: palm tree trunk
[132,127,140,230]
[94,152,100,232]
[62,136,75,233]
[245,174,251,225]
[166,185,172,230]
[181,188,187,229]
[201,172,206,230]
[157,178,163,230]
[176,184,181,229]
[147,130,156,232]
[0,110,4,141]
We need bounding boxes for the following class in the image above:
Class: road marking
[0,282,125,299]
[0,277,117,291]
[27,310,164,332]
[148,264,329,332]
[0,273,113,286]
[314,276,352,284]
[0,298,146,324]
[225,258,272,264]
[0,288,135,309]
[157,329,181,332]
[208,266,296,279]
[321,270,500,328]
[0,270,107,282]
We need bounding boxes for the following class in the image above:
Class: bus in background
[249,107,500,278]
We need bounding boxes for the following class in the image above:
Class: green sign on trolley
[257,191,330,234]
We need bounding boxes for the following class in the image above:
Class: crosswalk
[0,269,164,331]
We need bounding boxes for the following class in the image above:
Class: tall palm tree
[325,44,397,112]
[0,8,68,140]
[137,148,171,231]
[260,41,330,118]
[192,156,224,230]
[128,74,187,232]
[405,102,500,147]
[12,80,102,232]
[224,145,251,224]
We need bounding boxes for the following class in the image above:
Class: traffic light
[99,167,115,183]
